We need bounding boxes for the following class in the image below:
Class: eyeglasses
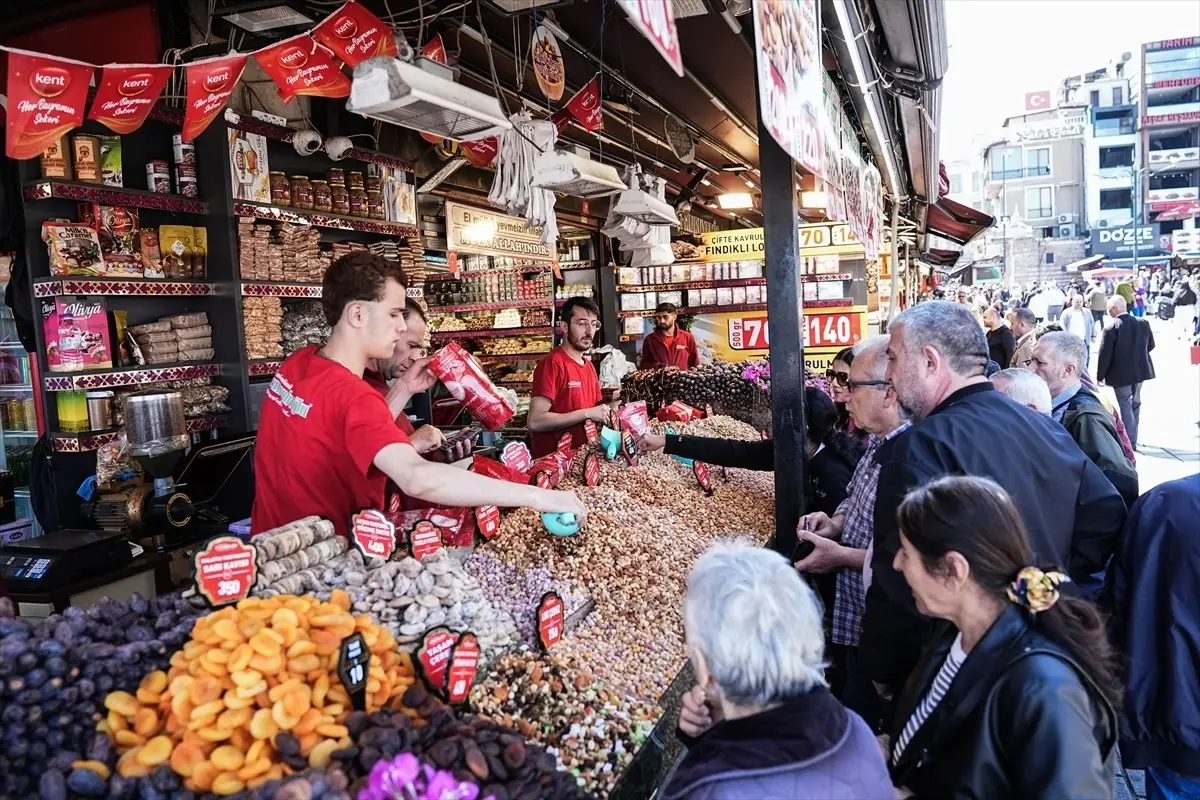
[847,379,889,391]
[825,369,850,386]
[570,319,602,332]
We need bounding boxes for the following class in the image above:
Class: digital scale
[0,529,132,592]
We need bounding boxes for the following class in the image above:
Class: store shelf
[248,360,283,377]
[225,111,415,171]
[44,362,219,392]
[25,179,209,214]
[51,415,226,453]
[557,261,595,270]
[426,298,551,313]
[233,201,418,237]
[241,282,323,298]
[34,278,215,298]
[617,277,766,293]
[2,430,38,438]
[425,264,552,280]
[471,352,550,363]
[0,384,34,392]
[431,326,553,340]
[618,303,768,319]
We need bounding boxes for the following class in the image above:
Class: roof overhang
[925,196,994,246]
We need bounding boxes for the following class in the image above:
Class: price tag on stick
[537,591,566,651]
[446,632,480,705]
[193,536,257,608]
[410,520,443,561]
[337,632,371,712]
[415,627,459,698]
[694,461,714,495]
[501,441,533,473]
[621,429,640,467]
[584,419,599,443]
[584,453,601,487]
[557,431,573,454]
[350,509,396,561]
[475,505,500,540]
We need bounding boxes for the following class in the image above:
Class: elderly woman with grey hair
[663,541,892,800]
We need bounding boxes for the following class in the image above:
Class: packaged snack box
[42,222,105,277]
[159,225,194,279]
[41,296,113,372]
[77,204,141,278]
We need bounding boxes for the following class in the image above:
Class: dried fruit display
[621,361,766,423]
[464,554,590,648]
[99,593,417,793]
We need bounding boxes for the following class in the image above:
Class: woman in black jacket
[885,475,1119,798]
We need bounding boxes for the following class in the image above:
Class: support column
[756,106,806,558]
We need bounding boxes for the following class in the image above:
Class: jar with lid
[311,180,332,213]
[365,171,381,192]
[290,175,313,210]
[330,182,350,215]
[348,187,367,217]
[327,167,345,186]
[366,189,384,220]
[270,172,291,206]
[347,171,365,190]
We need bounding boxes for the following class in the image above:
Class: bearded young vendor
[362,299,473,462]
[252,252,586,538]
[639,302,699,370]
[528,296,609,457]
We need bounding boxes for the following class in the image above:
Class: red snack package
[657,400,702,423]
[619,400,651,437]
[525,450,575,487]
[469,454,530,485]
[428,343,515,431]
[389,507,476,549]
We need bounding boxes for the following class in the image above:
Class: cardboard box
[41,296,113,372]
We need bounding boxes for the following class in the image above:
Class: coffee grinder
[119,391,194,544]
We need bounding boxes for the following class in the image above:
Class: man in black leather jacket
[860,302,1127,697]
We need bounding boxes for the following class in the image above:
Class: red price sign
[704,403,714,418]
[534,471,552,489]
[620,429,640,467]
[446,633,480,705]
[501,441,533,473]
[805,311,863,349]
[411,520,442,561]
[416,627,458,694]
[537,592,565,651]
[350,509,396,561]
[618,0,683,77]
[557,432,574,454]
[584,453,600,487]
[194,537,257,607]
[694,462,713,495]
[727,315,770,351]
[584,419,600,443]
[475,505,500,540]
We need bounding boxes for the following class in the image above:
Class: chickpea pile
[98,591,417,795]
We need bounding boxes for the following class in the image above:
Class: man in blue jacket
[1104,473,1200,800]
[860,301,1128,700]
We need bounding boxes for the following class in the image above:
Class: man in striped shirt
[795,336,908,729]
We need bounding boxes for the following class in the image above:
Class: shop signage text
[1090,224,1164,257]
[1013,122,1084,142]
[725,308,864,352]
[1145,36,1200,51]
[751,0,823,178]
[445,202,551,263]
[1143,111,1200,126]
[699,228,765,261]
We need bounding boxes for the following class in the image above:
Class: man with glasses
[639,302,699,370]
[793,337,908,730]
[528,296,609,457]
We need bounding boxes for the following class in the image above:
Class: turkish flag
[1024,90,1052,112]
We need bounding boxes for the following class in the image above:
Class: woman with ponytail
[884,475,1118,798]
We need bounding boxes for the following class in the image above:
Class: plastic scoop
[541,512,581,537]
[598,426,621,460]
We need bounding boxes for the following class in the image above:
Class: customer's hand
[638,432,666,453]
[679,686,715,738]
[798,511,840,540]
[793,530,846,574]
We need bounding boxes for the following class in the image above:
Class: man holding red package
[529,296,609,457]
[639,302,699,370]
[252,252,586,538]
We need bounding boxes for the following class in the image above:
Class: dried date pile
[621,361,763,420]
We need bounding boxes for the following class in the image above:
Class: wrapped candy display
[427,343,515,431]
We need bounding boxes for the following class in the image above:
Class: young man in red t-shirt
[639,302,699,370]
[529,296,608,457]
[252,252,585,538]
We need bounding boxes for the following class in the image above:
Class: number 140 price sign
[727,310,864,352]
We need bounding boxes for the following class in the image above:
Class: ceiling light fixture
[717,192,754,210]
[801,191,829,209]
[216,0,313,32]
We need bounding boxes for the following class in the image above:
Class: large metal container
[123,391,188,477]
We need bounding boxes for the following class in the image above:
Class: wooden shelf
[233,201,418,237]
[426,298,552,313]
[24,179,208,214]
[557,261,596,270]
[425,264,553,280]
[51,415,226,453]
[617,277,766,293]
[34,278,215,298]
[431,326,553,340]
[44,363,219,392]
[241,282,323,298]
[248,360,283,377]
[471,352,551,363]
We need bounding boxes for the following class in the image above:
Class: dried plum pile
[0,593,203,797]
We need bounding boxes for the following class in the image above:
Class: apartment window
[1112,86,1122,105]
[1145,46,1200,85]
[1093,115,1137,137]
[1099,145,1135,169]
[1101,188,1133,210]
[1040,226,1056,239]
[1151,170,1194,190]
[1090,90,1100,107]
[990,146,1023,180]
[1025,147,1050,177]
[949,174,963,194]
[1045,252,1055,264]
[972,173,982,192]
[1026,187,1053,218]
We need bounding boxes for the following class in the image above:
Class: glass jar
[311,180,332,213]
[366,189,384,220]
[348,187,367,217]
[290,175,313,210]
[327,167,345,187]
[330,183,350,215]
[270,172,291,206]
[365,171,381,192]
[347,171,365,191]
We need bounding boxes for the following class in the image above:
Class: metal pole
[1002,152,1010,288]
[889,201,901,322]
[1131,167,1140,276]
[754,98,805,558]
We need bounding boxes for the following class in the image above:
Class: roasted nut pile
[327,551,519,655]
[99,593,416,794]
[469,651,658,798]
[464,553,590,648]
[0,593,204,798]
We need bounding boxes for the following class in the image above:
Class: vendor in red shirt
[362,299,473,462]
[529,296,609,457]
[639,302,699,370]
[252,252,586,538]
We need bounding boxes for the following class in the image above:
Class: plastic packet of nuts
[388,507,476,549]
[468,454,530,485]
[427,342,514,431]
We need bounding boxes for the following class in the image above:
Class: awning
[921,248,963,268]
[1063,254,1105,272]
[1083,266,1135,280]
[1154,200,1200,222]
[925,196,995,246]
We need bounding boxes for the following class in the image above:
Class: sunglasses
[826,369,850,385]
[847,379,889,391]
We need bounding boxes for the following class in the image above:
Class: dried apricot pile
[99,591,417,795]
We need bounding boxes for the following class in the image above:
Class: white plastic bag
[595,345,636,389]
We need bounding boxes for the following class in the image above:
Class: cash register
[0,529,132,592]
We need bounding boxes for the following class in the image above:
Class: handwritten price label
[410,520,442,561]
[584,453,600,487]
[350,508,396,561]
[194,537,257,608]
[501,441,533,473]
[537,592,565,651]
[475,505,500,540]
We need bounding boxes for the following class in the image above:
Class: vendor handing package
[251,252,586,539]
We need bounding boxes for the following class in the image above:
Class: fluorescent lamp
[463,220,498,242]
[801,191,828,209]
[218,1,313,32]
[717,192,754,209]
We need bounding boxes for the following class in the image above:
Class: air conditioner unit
[347,56,512,142]
[1058,224,1077,237]
[531,150,626,198]
[1057,212,1077,224]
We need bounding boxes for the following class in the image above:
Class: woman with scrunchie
[883,475,1118,798]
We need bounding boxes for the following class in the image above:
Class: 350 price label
[193,537,258,608]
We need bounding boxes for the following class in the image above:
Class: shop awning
[921,248,964,268]
[925,197,994,246]
[1154,200,1200,222]
[1063,254,1105,272]
[1084,266,1135,280]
